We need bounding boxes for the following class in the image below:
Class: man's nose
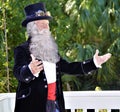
[43,24,49,29]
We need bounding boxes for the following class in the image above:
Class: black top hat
[22,2,52,27]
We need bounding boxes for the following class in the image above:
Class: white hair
[27,21,60,63]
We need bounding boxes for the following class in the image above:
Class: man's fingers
[102,53,112,62]
[106,53,111,59]
[94,49,99,57]
[96,49,99,55]
[31,54,36,61]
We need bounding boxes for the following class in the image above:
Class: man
[13,2,111,112]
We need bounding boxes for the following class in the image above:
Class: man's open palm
[94,49,111,66]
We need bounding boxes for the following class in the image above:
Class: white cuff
[93,56,102,68]
[28,64,39,77]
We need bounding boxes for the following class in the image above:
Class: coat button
[25,78,29,81]
[32,77,35,80]
[88,72,91,74]
[43,78,47,81]
[22,94,25,98]
[22,65,26,68]
[44,85,47,88]
[83,61,86,64]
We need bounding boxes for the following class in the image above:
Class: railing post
[95,109,98,112]
[71,109,75,112]
[83,109,87,112]
[107,109,111,112]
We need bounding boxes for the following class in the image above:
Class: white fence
[0,91,120,112]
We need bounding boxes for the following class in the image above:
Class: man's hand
[29,54,43,75]
[94,49,111,68]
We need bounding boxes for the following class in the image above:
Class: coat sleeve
[13,46,35,83]
[59,58,98,75]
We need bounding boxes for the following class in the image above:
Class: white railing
[64,91,120,112]
[0,93,15,112]
[0,91,120,112]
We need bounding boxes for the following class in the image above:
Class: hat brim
[22,16,52,27]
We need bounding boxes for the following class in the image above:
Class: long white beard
[28,27,60,63]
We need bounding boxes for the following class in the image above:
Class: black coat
[13,40,97,112]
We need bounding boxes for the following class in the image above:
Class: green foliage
[0,0,120,92]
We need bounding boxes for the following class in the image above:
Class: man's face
[35,20,49,31]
